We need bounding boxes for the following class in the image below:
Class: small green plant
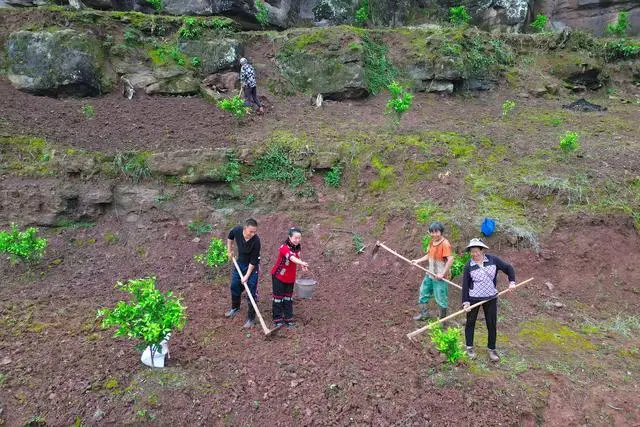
[415,201,441,224]
[81,104,95,118]
[255,0,269,27]
[97,277,186,364]
[217,95,250,121]
[421,234,431,252]
[245,194,255,205]
[203,17,234,32]
[0,223,47,265]
[147,0,162,11]
[54,219,96,230]
[221,152,241,183]
[191,56,201,67]
[123,27,142,46]
[430,325,466,363]
[324,165,342,188]
[353,233,365,254]
[501,100,516,119]
[607,12,631,37]
[354,0,368,26]
[385,81,413,126]
[113,151,151,183]
[450,252,471,279]
[187,220,213,236]
[559,131,580,153]
[178,17,202,40]
[194,237,229,268]
[449,5,471,25]
[251,146,306,187]
[530,14,548,33]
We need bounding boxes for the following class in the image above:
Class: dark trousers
[243,85,262,109]
[465,297,498,350]
[230,261,259,320]
[272,275,294,323]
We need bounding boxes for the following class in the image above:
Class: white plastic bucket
[295,279,317,299]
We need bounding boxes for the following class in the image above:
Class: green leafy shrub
[188,220,213,236]
[147,0,162,11]
[0,223,47,264]
[430,325,466,363]
[501,100,516,119]
[605,39,640,61]
[97,277,186,359]
[449,6,471,25]
[530,14,548,33]
[354,0,368,26]
[82,104,95,118]
[251,146,306,187]
[385,81,413,126]
[450,252,470,279]
[607,12,631,37]
[559,131,579,153]
[217,95,250,121]
[324,165,342,188]
[191,56,201,67]
[194,237,229,268]
[203,17,234,32]
[179,17,202,40]
[113,151,151,183]
[221,152,241,183]
[255,0,269,27]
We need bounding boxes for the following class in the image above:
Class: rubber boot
[413,304,428,321]
[439,307,448,327]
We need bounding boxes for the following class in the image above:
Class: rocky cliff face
[536,0,640,36]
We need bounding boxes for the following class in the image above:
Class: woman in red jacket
[271,227,309,328]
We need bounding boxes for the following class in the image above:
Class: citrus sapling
[501,100,516,119]
[97,277,186,367]
[0,223,47,265]
[385,81,413,127]
[430,325,466,363]
[217,95,250,121]
[559,131,579,153]
[195,237,229,268]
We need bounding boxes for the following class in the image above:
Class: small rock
[545,281,555,291]
[529,87,547,97]
[93,409,105,420]
[0,357,11,365]
[290,379,304,388]
[48,393,56,400]
[192,237,200,243]
[553,301,565,308]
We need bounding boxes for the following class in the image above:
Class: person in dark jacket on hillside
[270,227,309,328]
[226,218,261,328]
[461,238,516,362]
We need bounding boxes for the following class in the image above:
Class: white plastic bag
[140,334,171,368]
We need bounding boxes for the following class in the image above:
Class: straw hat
[465,238,489,251]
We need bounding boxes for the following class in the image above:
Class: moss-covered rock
[146,67,200,94]
[276,28,367,99]
[547,51,606,90]
[6,29,111,97]
[178,38,241,75]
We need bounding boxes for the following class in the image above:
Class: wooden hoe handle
[406,277,534,340]
[232,257,274,336]
[376,241,462,290]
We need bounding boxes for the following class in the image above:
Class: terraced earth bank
[1,8,640,426]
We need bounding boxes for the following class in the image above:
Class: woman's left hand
[508,281,516,290]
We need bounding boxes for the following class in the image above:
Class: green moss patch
[518,317,595,352]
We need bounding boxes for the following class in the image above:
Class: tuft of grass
[369,156,394,191]
[415,201,442,224]
[251,145,306,187]
[113,151,151,183]
[187,220,213,236]
[449,6,471,25]
[81,104,95,118]
[55,219,96,230]
[352,233,365,254]
[501,100,516,119]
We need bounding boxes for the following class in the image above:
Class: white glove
[463,302,471,312]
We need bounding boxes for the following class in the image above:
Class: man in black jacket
[226,218,261,328]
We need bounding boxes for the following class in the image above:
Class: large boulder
[275,28,367,99]
[536,0,640,36]
[407,58,463,92]
[6,29,110,97]
[145,67,201,95]
[147,148,233,183]
[467,0,529,32]
[178,38,242,75]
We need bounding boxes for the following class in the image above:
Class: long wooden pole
[376,241,463,290]
[232,257,277,336]
[406,277,534,340]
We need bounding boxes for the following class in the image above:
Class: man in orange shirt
[411,222,454,321]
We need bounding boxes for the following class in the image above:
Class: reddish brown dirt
[2,77,640,425]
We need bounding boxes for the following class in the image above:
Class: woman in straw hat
[462,238,516,362]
